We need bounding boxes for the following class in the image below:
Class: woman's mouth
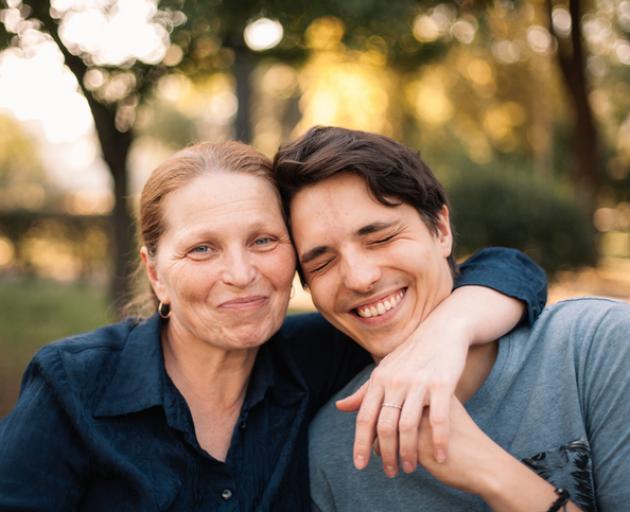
[354,288,406,319]
[219,296,268,310]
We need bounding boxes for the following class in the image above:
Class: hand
[416,397,498,493]
[417,399,582,512]
[336,314,470,477]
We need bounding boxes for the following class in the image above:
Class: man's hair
[273,126,457,274]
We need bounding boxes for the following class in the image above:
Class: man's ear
[140,246,167,303]
[435,205,454,258]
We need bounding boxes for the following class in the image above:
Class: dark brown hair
[273,126,457,274]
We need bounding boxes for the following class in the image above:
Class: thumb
[336,381,368,412]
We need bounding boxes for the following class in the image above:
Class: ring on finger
[381,402,403,410]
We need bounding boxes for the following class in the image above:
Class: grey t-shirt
[309,298,630,511]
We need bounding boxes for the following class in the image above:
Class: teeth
[356,290,404,318]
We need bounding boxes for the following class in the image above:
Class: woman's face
[144,171,296,352]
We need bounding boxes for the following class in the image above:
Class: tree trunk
[38,17,136,314]
[546,0,599,211]
[226,26,255,144]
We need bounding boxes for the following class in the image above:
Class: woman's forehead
[160,172,285,235]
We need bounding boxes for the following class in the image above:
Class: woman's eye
[254,236,276,247]
[188,245,213,259]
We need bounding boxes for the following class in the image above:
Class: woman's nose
[221,249,257,287]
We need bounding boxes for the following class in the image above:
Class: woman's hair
[127,141,275,316]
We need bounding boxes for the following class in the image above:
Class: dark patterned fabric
[523,439,596,511]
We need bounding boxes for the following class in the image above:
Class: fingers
[336,381,368,412]
[352,381,384,470]
[376,400,403,477]
[429,382,451,463]
[398,385,427,473]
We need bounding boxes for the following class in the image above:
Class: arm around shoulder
[457,247,547,325]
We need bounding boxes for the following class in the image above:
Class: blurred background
[0,0,629,415]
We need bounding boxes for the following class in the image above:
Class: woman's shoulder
[26,316,160,406]
[33,317,142,367]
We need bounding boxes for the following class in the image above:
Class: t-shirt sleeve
[280,313,371,412]
[579,302,630,510]
[455,247,547,325]
[0,354,87,511]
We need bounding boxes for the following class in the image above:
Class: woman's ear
[140,246,167,303]
[435,205,454,258]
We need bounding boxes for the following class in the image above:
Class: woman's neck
[161,323,259,461]
[161,323,258,408]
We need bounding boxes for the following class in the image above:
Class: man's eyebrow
[300,245,331,265]
[356,221,397,236]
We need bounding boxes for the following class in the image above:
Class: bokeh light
[244,18,283,52]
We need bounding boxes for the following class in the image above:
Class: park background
[0,0,629,416]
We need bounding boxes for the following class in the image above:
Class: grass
[0,277,113,416]
[0,277,312,417]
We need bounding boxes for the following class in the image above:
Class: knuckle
[355,416,373,429]
[377,421,396,437]
[398,417,416,433]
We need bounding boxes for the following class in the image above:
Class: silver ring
[381,402,402,410]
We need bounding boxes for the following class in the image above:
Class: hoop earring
[158,301,171,319]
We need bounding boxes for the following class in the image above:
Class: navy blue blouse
[0,248,546,511]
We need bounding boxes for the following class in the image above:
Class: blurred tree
[0,114,48,210]
[546,0,599,209]
[0,0,308,310]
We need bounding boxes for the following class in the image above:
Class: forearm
[434,285,524,347]
[477,446,581,512]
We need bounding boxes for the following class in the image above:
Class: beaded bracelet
[547,487,570,512]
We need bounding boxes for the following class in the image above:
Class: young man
[274,126,630,511]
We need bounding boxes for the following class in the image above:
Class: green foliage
[448,170,597,275]
[0,278,111,415]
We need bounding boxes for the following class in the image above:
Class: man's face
[290,172,454,359]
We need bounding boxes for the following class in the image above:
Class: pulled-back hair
[273,126,457,274]
[128,141,275,316]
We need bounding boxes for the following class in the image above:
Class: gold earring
[158,301,171,319]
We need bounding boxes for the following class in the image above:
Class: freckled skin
[146,171,296,355]
[290,173,454,359]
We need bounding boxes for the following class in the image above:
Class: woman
[0,141,545,510]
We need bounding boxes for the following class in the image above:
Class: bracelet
[547,487,570,512]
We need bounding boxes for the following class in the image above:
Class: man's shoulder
[503,297,630,369]
[543,296,629,318]
[309,365,373,445]
[534,297,629,341]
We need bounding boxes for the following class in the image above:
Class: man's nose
[341,251,381,293]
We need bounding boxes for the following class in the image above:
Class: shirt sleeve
[580,302,630,511]
[0,358,87,511]
[455,247,547,325]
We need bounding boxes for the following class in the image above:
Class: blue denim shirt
[0,248,546,511]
